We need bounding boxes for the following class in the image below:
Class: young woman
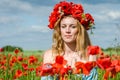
[41,1,97,80]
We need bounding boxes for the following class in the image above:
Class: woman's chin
[64,40,75,44]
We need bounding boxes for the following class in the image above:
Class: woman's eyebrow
[70,24,76,26]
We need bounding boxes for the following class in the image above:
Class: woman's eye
[71,26,76,28]
[61,26,66,28]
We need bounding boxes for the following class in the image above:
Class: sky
[0,0,120,50]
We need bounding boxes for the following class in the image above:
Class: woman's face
[60,16,78,43]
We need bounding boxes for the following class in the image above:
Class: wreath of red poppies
[48,1,94,30]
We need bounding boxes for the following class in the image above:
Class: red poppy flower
[87,45,101,55]
[14,48,20,54]
[84,61,96,75]
[75,61,96,75]
[80,19,89,29]
[14,70,23,79]
[96,57,111,70]
[55,56,67,65]
[48,1,94,30]
[59,1,72,15]
[72,11,83,21]
[72,4,84,21]
[0,60,6,66]
[9,61,14,68]
[0,48,4,52]
[11,56,17,63]
[17,56,23,62]
[59,66,72,76]
[102,59,120,80]
[22,63,28,71]
[53,55,67,69]
[85,13,94,24]
[72,4,84,13]
[48,11,60,29]
[103,64,118,80]
[37,63,53,76]
[36,66,41,76]
[107,67,117,78]
[75,62,84,69]
[28,55,38,64]
[60,67,68,76]
[111,60,120,73]
[52,56,67,73]
[0,65,6,70]
[29,68,34,72]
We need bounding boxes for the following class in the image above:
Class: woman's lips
[65,35,72,38]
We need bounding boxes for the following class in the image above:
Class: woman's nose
[66,27,71,33]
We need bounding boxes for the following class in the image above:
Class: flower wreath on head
[48,1,94,30]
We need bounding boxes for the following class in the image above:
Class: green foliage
[0,50,120,80]
[2,45,23,52]
[104,46,120,51]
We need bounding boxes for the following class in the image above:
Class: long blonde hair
[52,16,92,58]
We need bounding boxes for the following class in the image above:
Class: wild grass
[0,50,120,80]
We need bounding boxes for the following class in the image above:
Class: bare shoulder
[43,49,54,58]
[43,49,54,64]
[44,49,52,55]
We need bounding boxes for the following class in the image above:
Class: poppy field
[0,48,120,80]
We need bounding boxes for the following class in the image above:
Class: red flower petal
[87,45,101,55]
[96,57,111,70]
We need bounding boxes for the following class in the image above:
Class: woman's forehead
[60,16,77,25]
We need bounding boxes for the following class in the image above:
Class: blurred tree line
[1,45,120,53]
[102,46,120,52]
[1,45,23,52]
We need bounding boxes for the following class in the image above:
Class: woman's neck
[63,42,76,54]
